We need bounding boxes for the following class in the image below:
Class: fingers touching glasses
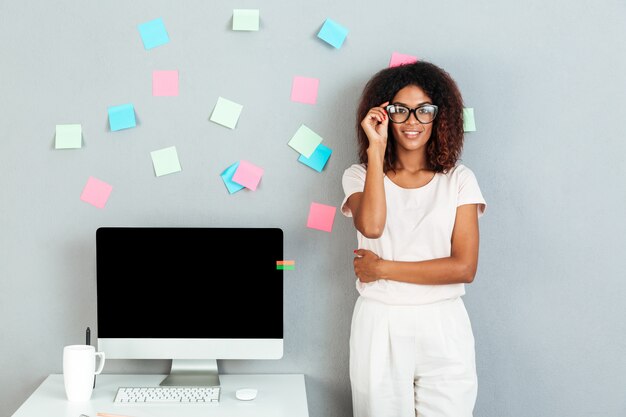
[385,104,438,124]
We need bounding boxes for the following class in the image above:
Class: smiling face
[388,85,434,154]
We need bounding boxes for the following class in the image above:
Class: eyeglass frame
[385,103,439,124]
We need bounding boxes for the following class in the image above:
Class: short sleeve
[456,165,487,218]
[340,164,367,217]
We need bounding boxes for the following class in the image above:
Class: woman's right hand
[360,101,389,149]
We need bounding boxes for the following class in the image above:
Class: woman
[341,61,487,417]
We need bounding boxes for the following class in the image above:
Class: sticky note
[108,104,136,131]
[232,160,264,191]
[55,124,82,149]
[80,176,112,209]
[210,97,243,129]
[220,162,245,194]
[463,108,477,132]
[291,76,320,104]
[150,146,181,176]
[317,18,348,49]
[233,9,260,31]
[153,70,179,96]
[288,124,323,158]
[298,143,332,172]
[307,202,337,232]
[389,52,418,68]
[276,260,295,270]
[138,18,170,50]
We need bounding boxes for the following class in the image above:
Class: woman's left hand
[353,249,383,283]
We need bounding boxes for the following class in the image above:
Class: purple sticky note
[153,70,179,96]
[389,52,418,68]
[306,202,336,232]
[232,160,264,191]
[291,76,320,104]
[80,176,112,209]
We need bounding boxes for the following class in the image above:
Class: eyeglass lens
[386,104,437,124]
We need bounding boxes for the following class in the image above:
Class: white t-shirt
[341,163,487,305]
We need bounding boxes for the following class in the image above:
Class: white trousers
[349,296,477,417]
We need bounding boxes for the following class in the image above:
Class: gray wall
[1,1,625,416]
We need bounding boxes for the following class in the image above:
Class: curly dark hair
[356,61,465,173]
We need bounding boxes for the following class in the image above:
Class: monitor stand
[159,359,220,387]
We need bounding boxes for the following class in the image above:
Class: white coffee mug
[63,344,105,401]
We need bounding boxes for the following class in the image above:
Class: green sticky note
[276,264,295,270]
[55,124,82,149]
[210,97,243,129]
[150,146,182,177]
[463,108,476,132]
[233,9,259,31]
[288,124,323,158]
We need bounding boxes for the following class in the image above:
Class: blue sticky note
[298,143,332,172]
[108,104,136,131]
[138,18,170,50]
[220,162,245,194]
[317,18,348,49]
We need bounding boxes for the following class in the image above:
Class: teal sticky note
[298,143,332,172]
[108,104,136,131]
[220,162,245,194]
[233,9,260,31]
[55,124,82,149]
[150,146,181,176]
[288,124,323,158]
[138,18,170,50]
[463,108,476,132]
[317,18,348,49]
[209,97,243,129]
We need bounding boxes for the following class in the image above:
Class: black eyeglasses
[385,103,438,124]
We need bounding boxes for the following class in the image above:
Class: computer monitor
[95,226,284,387]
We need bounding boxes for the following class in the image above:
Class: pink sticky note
[290,76,320,104]
[232,160,264,191]
[80,176,113,209]
[153,70,179,96]
[306,202,336,232]
[389,52,418,68]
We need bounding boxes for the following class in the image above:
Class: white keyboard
[113,386,220,404]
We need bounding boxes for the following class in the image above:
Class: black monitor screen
[96,227,283,339]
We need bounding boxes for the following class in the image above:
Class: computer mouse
[235,388,258,401]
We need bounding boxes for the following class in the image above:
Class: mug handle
[94,352,106,375]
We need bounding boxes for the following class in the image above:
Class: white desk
[12,374,309,417]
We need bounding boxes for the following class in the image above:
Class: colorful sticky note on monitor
[298,143,332,172]
[55,124,82,149]
[210,97,243,129]
[153,70,179,96]
[232,160,264,191]
[288,124,323,158]
[138,18,170,50]
[389,52,418,67]
[463,108,477,132]
[233,9,260,31]
[276,260,295,270]
[150,146,181,176]
[306,202,337,232]
[108,103,136,131]
[80,176,112,209]
[291,76,319,105]
[317,18,348,49]
[220,161,245,194]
